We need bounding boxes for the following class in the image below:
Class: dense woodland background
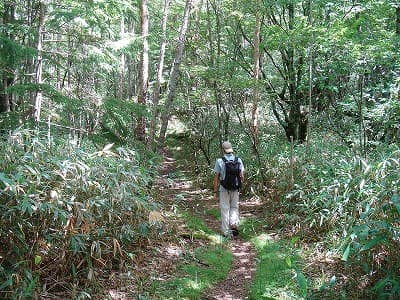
[0,0,399,299]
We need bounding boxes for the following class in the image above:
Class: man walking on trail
[213,141,245,237]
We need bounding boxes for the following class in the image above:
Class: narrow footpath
[155,151,262,299]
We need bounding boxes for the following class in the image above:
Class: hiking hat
[222,141,234,153]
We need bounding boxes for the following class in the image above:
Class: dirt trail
[156,151,261,300]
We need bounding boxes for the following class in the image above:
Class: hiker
[213,141,245,237]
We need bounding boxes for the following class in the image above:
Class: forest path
[156,149,263,299]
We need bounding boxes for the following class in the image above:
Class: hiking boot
[231,226,239,237]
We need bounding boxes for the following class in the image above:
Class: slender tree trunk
[396,5,400,116]
[158,0,192,149]
[306,0,313,147]
[0,78,10,113]
[358,73,367,159]
[286,2,301,142]
[33,1,45,122]
[56,32,62,90]
[267,1,308,144]
[207,0,224,148]
[150,0,170,150]
[127,21,136,100]
[118,18,125,100]
[251,1,261,152]
[0,3,16,113]
[136,0,150,142]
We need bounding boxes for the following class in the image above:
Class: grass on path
[148,213,233,300]
[249,233,307,300]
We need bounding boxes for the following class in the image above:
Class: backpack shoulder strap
[221,157,227,163]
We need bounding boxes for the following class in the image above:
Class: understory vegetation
[261,132,400,299]
[0,124,399,299]
[187,125,400,299]
[0,128,161,299]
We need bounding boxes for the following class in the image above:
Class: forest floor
[104,145,355,299]
[151,150,263,299]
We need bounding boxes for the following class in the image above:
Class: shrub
[271,133,400,298]
[0,128,160,298]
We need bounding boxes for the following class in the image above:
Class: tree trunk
[127,21,136,100]
[118,17,125,100]
[284,2,303,142]
[158,0,192,149]
[150,0,170,150]
[136,0,150,142]
[396,6,400,35]
[212,2,221,144]
[32,1,45,122]
[358,74,367,159]
[251,1,261,152]
[268,2,308,144]
[0,78,10,113]
[0,3,16,113]
[306,0,313,146]
[207,0,225,147]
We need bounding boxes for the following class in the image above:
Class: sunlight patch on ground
[166,245,184,257]
[260,287,299,300]
[185,188,209,195]
[170,181,193,190]
[186,278,203,290]
[254,232,280,248]
[207,233,225,245]
[108,290,128,300]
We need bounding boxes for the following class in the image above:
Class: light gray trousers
[219,190,239,235]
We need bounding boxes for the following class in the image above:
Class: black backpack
[220,157,241,190]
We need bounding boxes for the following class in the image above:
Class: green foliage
[47,0,137,38]
[100,97,150,145]
[181,211,215,236]
[0,128,160,298]
[368,81,400,143]
[0,34,37,69]
[268,132,400,298]
[239,217,266,241]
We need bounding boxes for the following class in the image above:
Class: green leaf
[329,275,337,287]
[70,235,85,254]
[285,256,292,268]
[72,264,77,277]
[361,236,384,251]
[0,276,13,290]
[20,198,33,215]
[372,277,390,292]
[290,236,300,245]
[34,255,42,265]
[297,272,308,297]
[0,172,13,187]
[342,244,351,261]
[25,165,38,175]
[392,194,400,215]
